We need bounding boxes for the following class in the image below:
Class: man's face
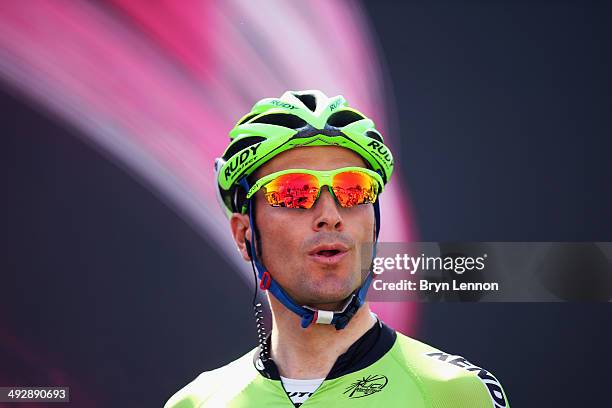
[247,146,375,310]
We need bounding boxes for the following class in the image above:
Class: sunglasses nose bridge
[315,184,340,208]
[311,184,344,232]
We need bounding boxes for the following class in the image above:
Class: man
[165,90,510,407]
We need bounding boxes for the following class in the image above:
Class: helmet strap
[238,177,380,330]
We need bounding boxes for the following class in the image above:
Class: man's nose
[311,186,343,231]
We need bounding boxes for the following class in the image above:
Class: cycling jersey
[279,376,323,406]
[165,319,510,407]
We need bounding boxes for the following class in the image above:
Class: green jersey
[165,319,510,407]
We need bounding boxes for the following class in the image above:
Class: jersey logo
[343,374,388,399]
[424,352,508,408]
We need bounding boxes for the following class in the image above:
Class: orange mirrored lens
[262,173,319,209]
[332,171,378,207]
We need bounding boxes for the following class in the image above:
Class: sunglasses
[243,166,383,211]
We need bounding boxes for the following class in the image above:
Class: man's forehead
[254,146,367,179]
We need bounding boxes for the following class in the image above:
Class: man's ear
[230,213,252,262]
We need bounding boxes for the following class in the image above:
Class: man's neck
[268,297,376,379]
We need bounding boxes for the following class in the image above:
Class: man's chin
[301,288,358,311]
[308,300,350,312]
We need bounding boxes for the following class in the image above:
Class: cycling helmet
[215,90,394,218]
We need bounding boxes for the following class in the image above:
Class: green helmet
[214,90,394,217]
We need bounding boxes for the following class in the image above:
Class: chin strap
[239,177,380,330]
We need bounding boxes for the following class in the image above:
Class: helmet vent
[293,93,317,112]
[236,113,259,126]
[251,113,307,129]
[223,136,266,160]
[327,110,365,128]
[366,130,383,142]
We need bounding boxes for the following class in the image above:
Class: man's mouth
[318,249,341,257]
[308,244,349,265]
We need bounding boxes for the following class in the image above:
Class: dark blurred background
[2,1,611,407]
[364,1,612,406]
